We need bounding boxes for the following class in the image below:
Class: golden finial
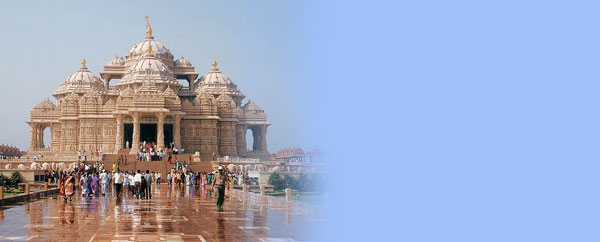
[145,16,153,36]
[147,45,152,53]
[81,58,86,65]
[212,60,217,68]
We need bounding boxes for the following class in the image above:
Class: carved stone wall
[218,120,237,157]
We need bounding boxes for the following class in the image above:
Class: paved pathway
[0,185,325,241]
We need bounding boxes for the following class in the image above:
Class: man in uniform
[211,166,229,212]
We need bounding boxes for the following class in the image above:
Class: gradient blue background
[1,0,600,241]
[319,0,600,241]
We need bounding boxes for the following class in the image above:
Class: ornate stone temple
[26,20,271,160]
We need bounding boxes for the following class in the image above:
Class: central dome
[128,57,170,72]
[116,46,181,91]
[124,35,174,66]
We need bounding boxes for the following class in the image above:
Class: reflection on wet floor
[0,185,325,241]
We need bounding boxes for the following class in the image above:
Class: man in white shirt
[134,170,143,199]
[113,170,124,198]
[128,173,135,195]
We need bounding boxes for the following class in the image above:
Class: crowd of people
[62,166,249,211]
[76,147,104,162]
[134,141,185,162]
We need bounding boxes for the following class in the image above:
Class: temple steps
[92,150,215,176]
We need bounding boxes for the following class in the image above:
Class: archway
[246,129,254,151]
[43,127,51,149]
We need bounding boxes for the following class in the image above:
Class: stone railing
[2,156,79,163]
[217,157,261,163]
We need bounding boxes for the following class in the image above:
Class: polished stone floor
[0,185,324,242]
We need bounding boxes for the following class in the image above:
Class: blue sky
[0,1,319,153]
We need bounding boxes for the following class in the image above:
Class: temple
[26,19,270,161]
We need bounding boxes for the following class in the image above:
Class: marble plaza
[0,184,324,242]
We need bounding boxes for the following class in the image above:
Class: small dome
[108,55,124,66]
[175,56,192,67]
[242,100,264,111]
[195,60,244,100]
[33,98,56,111]
[198,60,234,85]
[53,59,105,97]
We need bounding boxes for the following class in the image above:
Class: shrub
[8,172,21,188]
[283,174,297,190]
[268,172,286,191]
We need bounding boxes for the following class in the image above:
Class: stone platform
[0,185,325,241]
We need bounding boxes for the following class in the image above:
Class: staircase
[94,150,215,175]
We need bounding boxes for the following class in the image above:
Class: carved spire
[145,16,153,38]
[211,60,219,71]
[81,58,87,70]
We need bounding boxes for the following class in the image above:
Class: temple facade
[26,21,270,160]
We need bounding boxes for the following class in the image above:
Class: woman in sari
[80,174,88,196]
[91,173,99,195]
[59,174,66,198]
[63,172,75,202]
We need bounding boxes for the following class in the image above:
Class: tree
[268,172,285,191]
[0,174,8,187]
[297,173,311,191]
[8,172,21,188]
[283,174,297,190]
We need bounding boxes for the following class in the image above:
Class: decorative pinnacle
[81,58,87,69]
[212,60,217,68]
[147,45,152,53]
[145,16,153,36]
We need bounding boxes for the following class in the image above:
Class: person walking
[113,169,124,198]
[134,170,143,198]
[211,166,229,212]
[99,170,108,196]
[61,172,76,202]
[144,170,152,199]
[91,173,99,196]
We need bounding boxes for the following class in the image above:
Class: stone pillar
[157,113,165,149]
[44,182,48,191]
[260,185,265,196]
[29,124,38,150]
[173,115,182,149]
[130,113,140,154]
[25,184,30,195]
[114,115,123,153]
[285,188,291,201]
[252,126,260,151]
[242,183,247,192]
[104,78,110,91]
[37,126,43,149]
[236,124,247,156]
[188,79,195,92]
[0,186,3,199]
[260,125,268,152]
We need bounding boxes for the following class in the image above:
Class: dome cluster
[51,22,244,102]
